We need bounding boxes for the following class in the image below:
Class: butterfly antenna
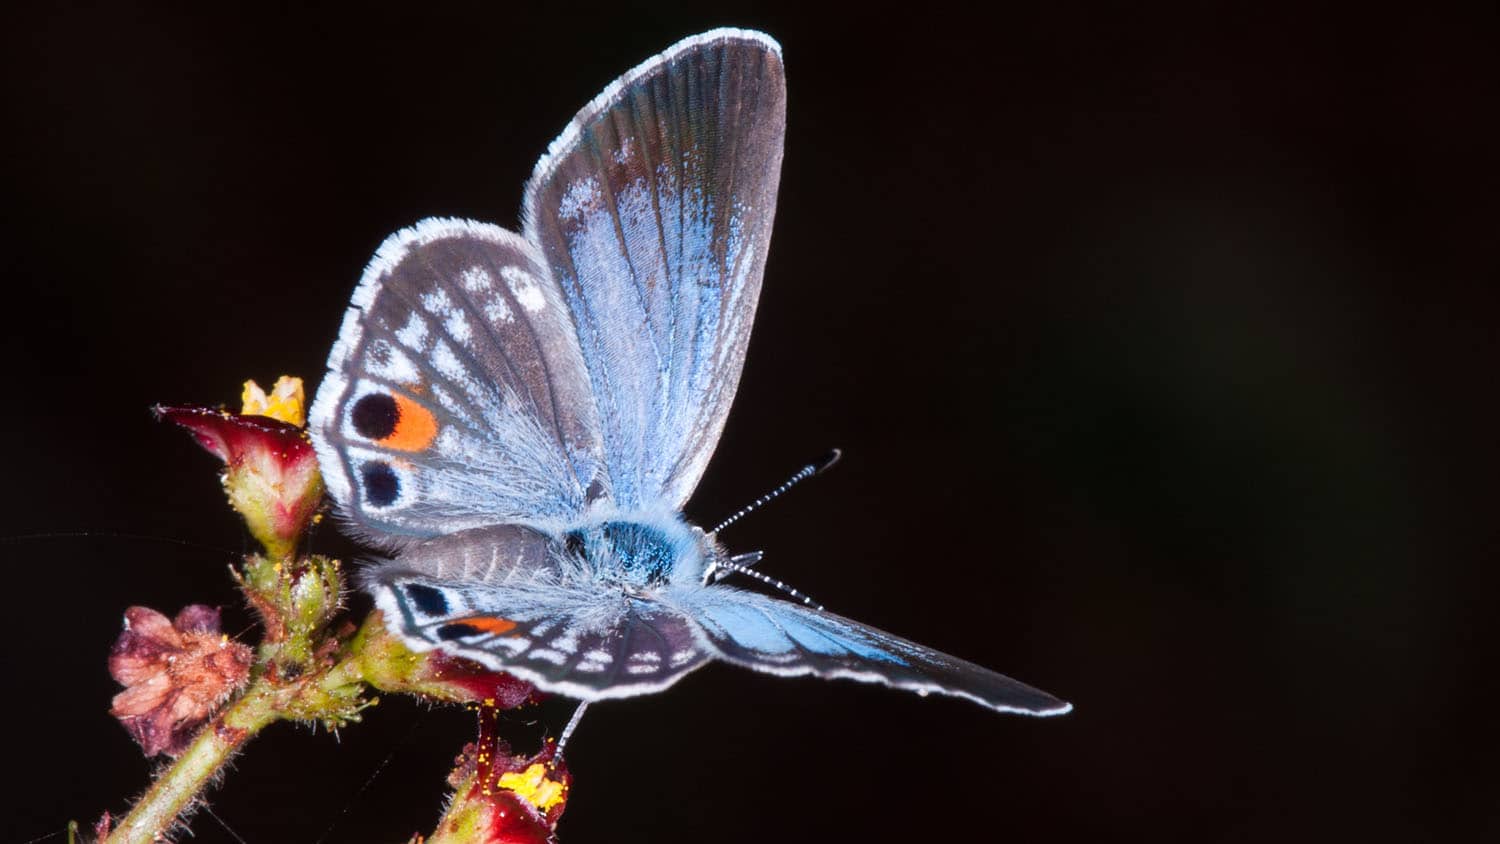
[707,449,842,536]
[708,551,824,611]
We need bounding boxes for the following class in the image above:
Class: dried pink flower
[108,605,252,757]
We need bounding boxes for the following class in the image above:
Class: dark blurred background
[4,3,1497,841]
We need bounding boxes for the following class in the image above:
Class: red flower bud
[155,381,323,560]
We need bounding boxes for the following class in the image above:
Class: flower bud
[155,376,322,560]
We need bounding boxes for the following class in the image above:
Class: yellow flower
[241,376,307,426]
[496,763,568,812]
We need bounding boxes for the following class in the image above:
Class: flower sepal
[424,702,571,844]
[235,553,345,678]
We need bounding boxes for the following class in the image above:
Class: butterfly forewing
[523,29,787,510]
[310,219,605,544]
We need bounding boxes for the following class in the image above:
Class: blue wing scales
[522,29,787,509]
[670,587,1072,716]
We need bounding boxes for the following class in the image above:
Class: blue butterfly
[308,28,1070,724]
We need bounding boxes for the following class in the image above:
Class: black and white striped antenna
[706,449,841,536]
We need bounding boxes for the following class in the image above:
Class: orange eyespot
[462,616,519,635]
[378,393,439,452]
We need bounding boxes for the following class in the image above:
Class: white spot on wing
[483,297,514,324]
[445,311,472,343]
[421,288,454,316]
[396,313,429,351]
[461,265,494,292]
[366,340,419,383]
[432,341,467,383]
[502,266,547,313]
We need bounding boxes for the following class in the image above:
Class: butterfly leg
[555,701,589,761]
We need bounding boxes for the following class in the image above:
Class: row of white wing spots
[316,218,497,412]
[527,647,568,666]
[419,284,476,348]
[551,629,580,655]
[575,649,614,673]
[626,648,663,675]
[484,636,530,657]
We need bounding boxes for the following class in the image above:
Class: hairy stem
[106,651,370,842]
[104,682,277,844]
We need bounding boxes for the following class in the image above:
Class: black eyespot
[437,622,482,641]
[361,461,400,506]
[404,583,449,616]
[351,393,399,440]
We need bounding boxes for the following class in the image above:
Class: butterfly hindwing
[522,29,787,509]
[672,587,1073,716]
[310,219,606,544]
[372,557,713,700]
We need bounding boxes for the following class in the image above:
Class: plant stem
[105,650,370,843]
[105,681,278,844]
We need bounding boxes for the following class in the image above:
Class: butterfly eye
[360,460,401,506]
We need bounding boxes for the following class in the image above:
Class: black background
[5,3,1498,842]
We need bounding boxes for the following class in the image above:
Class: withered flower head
[109,605,252,757]
[155,376,323,560]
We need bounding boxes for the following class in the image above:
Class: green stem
[105,652,371,842]
[105,681,278,844]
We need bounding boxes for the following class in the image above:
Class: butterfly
[308,28,1070,721]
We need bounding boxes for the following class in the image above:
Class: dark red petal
[153,404,314,467]
[428,652,541,710]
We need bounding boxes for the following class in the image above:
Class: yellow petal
[496,763,567,812]
[241,376,307,426]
